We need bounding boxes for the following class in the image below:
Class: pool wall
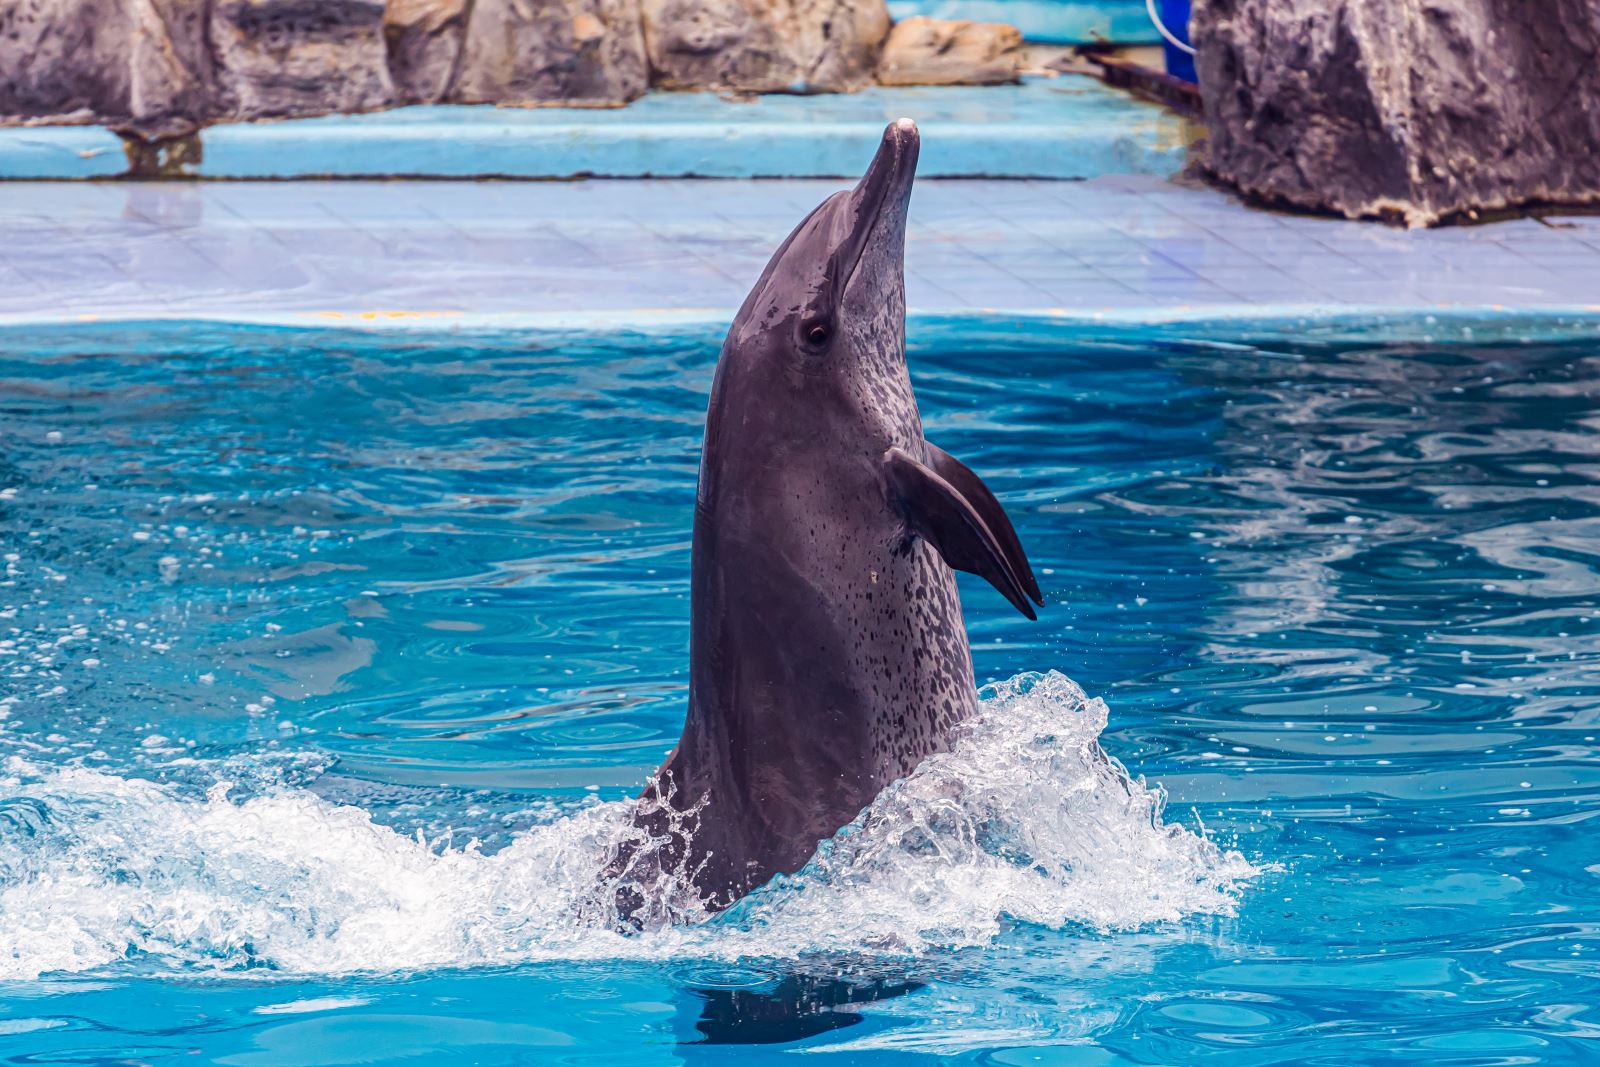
[0,81,1189,182]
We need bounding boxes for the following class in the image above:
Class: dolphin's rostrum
[610,119,1043,921]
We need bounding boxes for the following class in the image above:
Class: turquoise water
[1,321,1598,1063]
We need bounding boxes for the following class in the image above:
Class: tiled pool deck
[2,175,1599,333]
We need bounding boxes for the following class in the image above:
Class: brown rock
[209,0,396,120]
[642,0,889,93]
[0,0,211,138]
[450,0,649,106]
[876,16,1021,87]
[1194,0,1600,226]
[385,0,469,104]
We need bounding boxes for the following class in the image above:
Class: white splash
[0,672,1261,980]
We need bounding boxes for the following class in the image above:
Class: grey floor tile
[2,178,1598,320]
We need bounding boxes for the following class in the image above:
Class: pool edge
[3,305,1600,347]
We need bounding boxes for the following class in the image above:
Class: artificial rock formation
[451,0,649,106]
[1,0,399,133]
[384,0,469,103]
[1193,0,1600,226]
[641,0,890,93]
[876,16,1021,86]
[2,0,655,129]
[0,0,212,137]
[209,0,396,120]
[1,0,1025,143]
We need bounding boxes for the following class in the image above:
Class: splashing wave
[0,672,1260,980]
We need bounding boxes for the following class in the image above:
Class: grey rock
[1194,0,1600,226]
[385,0,469,104]
[209,0,396,121]
[875,16,1021,87]
[0,0,211,138]
[642,0,889,93]
[450,0,649,106]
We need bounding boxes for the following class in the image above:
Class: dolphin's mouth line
[834,123,917,301]
[839,169,894,294]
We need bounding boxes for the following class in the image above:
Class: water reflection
[682,968,923,1046]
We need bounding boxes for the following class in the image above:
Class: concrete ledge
[0,127,128,179]
[0,80,1188,181]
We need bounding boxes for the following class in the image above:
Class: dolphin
[610,118,1043,922]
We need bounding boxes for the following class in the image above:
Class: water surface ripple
[1,323,1598,1064]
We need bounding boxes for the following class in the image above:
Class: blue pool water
[1,320,1598,1063]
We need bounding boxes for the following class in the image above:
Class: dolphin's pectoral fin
[883,447,1040,620]
[923,442,1044,609]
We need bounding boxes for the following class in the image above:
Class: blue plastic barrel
[1156,0,1196,83]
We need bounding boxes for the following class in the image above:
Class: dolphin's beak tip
[876,118,920,185]
[846,116,919,244]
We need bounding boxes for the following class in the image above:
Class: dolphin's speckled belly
[833,529,977,785]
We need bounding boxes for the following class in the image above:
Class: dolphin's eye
[804,322,832,350]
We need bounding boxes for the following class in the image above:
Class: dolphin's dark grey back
[612,121,1042,919]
